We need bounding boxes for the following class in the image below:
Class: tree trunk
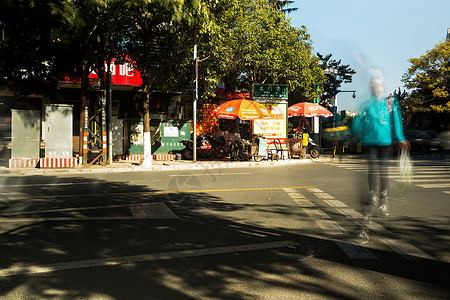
[141,89,152,167]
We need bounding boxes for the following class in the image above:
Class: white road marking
[335,241,378,260]
[314,192,334,199]
[0,203,178,222]
[283,188,305,199]
[286,188,377,260]
[390,174,450,179]
[307,188,323,193]
[381,238,436,260]
[287,193,305,199]
[302,208,329,219]
[396,178,450,182]
[337,208,363,219]
[416,183,450,188]
[323,200,347,208]
[316,219,347,235]
[1,182,80,188]
[292,199,315,207]
[366,222,435,260]
[169,172,252,177]
[0,240,299,277]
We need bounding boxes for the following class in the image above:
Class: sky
[289,0,450,111]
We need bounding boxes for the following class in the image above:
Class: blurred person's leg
[378,146,390,204]
[378,146,391,216]
[363,146,378,218]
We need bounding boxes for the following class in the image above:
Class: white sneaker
[355,229,369,244]
[379,204,389,216]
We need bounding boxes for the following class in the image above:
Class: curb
[0,158,330,175]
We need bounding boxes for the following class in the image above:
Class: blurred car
[404,130,441,154]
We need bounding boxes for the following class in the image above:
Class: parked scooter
[306,137,319,158]
[179,135,229,160]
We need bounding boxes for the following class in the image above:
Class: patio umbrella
[288,102,333,117]
[211,99,274,120]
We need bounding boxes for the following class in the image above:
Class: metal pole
[193,45,198,163]
[106,62,113,164]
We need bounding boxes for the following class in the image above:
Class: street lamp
[333,90,356,127]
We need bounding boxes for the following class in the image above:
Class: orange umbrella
[288,102,333,117]
[211,99,274,120]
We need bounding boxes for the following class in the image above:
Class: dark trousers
[363,145,391,214]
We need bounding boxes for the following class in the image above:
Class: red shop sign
[89,60,142,86]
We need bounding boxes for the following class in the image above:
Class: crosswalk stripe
[337,208,363,219]
[381,238,436,260]
[335,241,378,260]
[397,178,450,182]
[314,192,334,199]
[287,188,377,260]
[323,199,347,207]
[416,183,450,188]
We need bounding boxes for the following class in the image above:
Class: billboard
[253,103,287,144]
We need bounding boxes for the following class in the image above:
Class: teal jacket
[351,95,406,146]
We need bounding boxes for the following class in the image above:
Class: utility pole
[193,45,198,163]
[106,61,113,164]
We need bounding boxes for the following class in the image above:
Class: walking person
[351,74,409,243]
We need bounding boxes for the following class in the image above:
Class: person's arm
[392,95,410,149]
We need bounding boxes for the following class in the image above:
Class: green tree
[402,40,450,113]
[123,0,212,166]
[268,0,298,13]
[317,53,356,109]
[0,0,78,98]
[207,0,324,101]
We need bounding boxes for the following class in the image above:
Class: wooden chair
[267,139,283,160]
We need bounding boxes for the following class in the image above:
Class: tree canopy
[316,53,356,108]
[1,0,325,103]
[204,0,324,101]
[402,40,450,113]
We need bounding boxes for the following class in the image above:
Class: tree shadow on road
[0,174,448,299]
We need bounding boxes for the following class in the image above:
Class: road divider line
[169,172,253,177]
[0,240,300,277]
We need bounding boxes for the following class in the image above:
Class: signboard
[164,126,179,137]
[332,106,338,122]
[253,103,287,144]
[252,84,288,102]
[62,58,143,86]
[90,60,142,86]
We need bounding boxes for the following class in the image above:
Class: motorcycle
[179,135,229,160]
[306,137,319,158]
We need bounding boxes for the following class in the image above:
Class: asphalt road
[0,157,449,299]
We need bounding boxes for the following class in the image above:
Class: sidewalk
[0,157,332,175]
